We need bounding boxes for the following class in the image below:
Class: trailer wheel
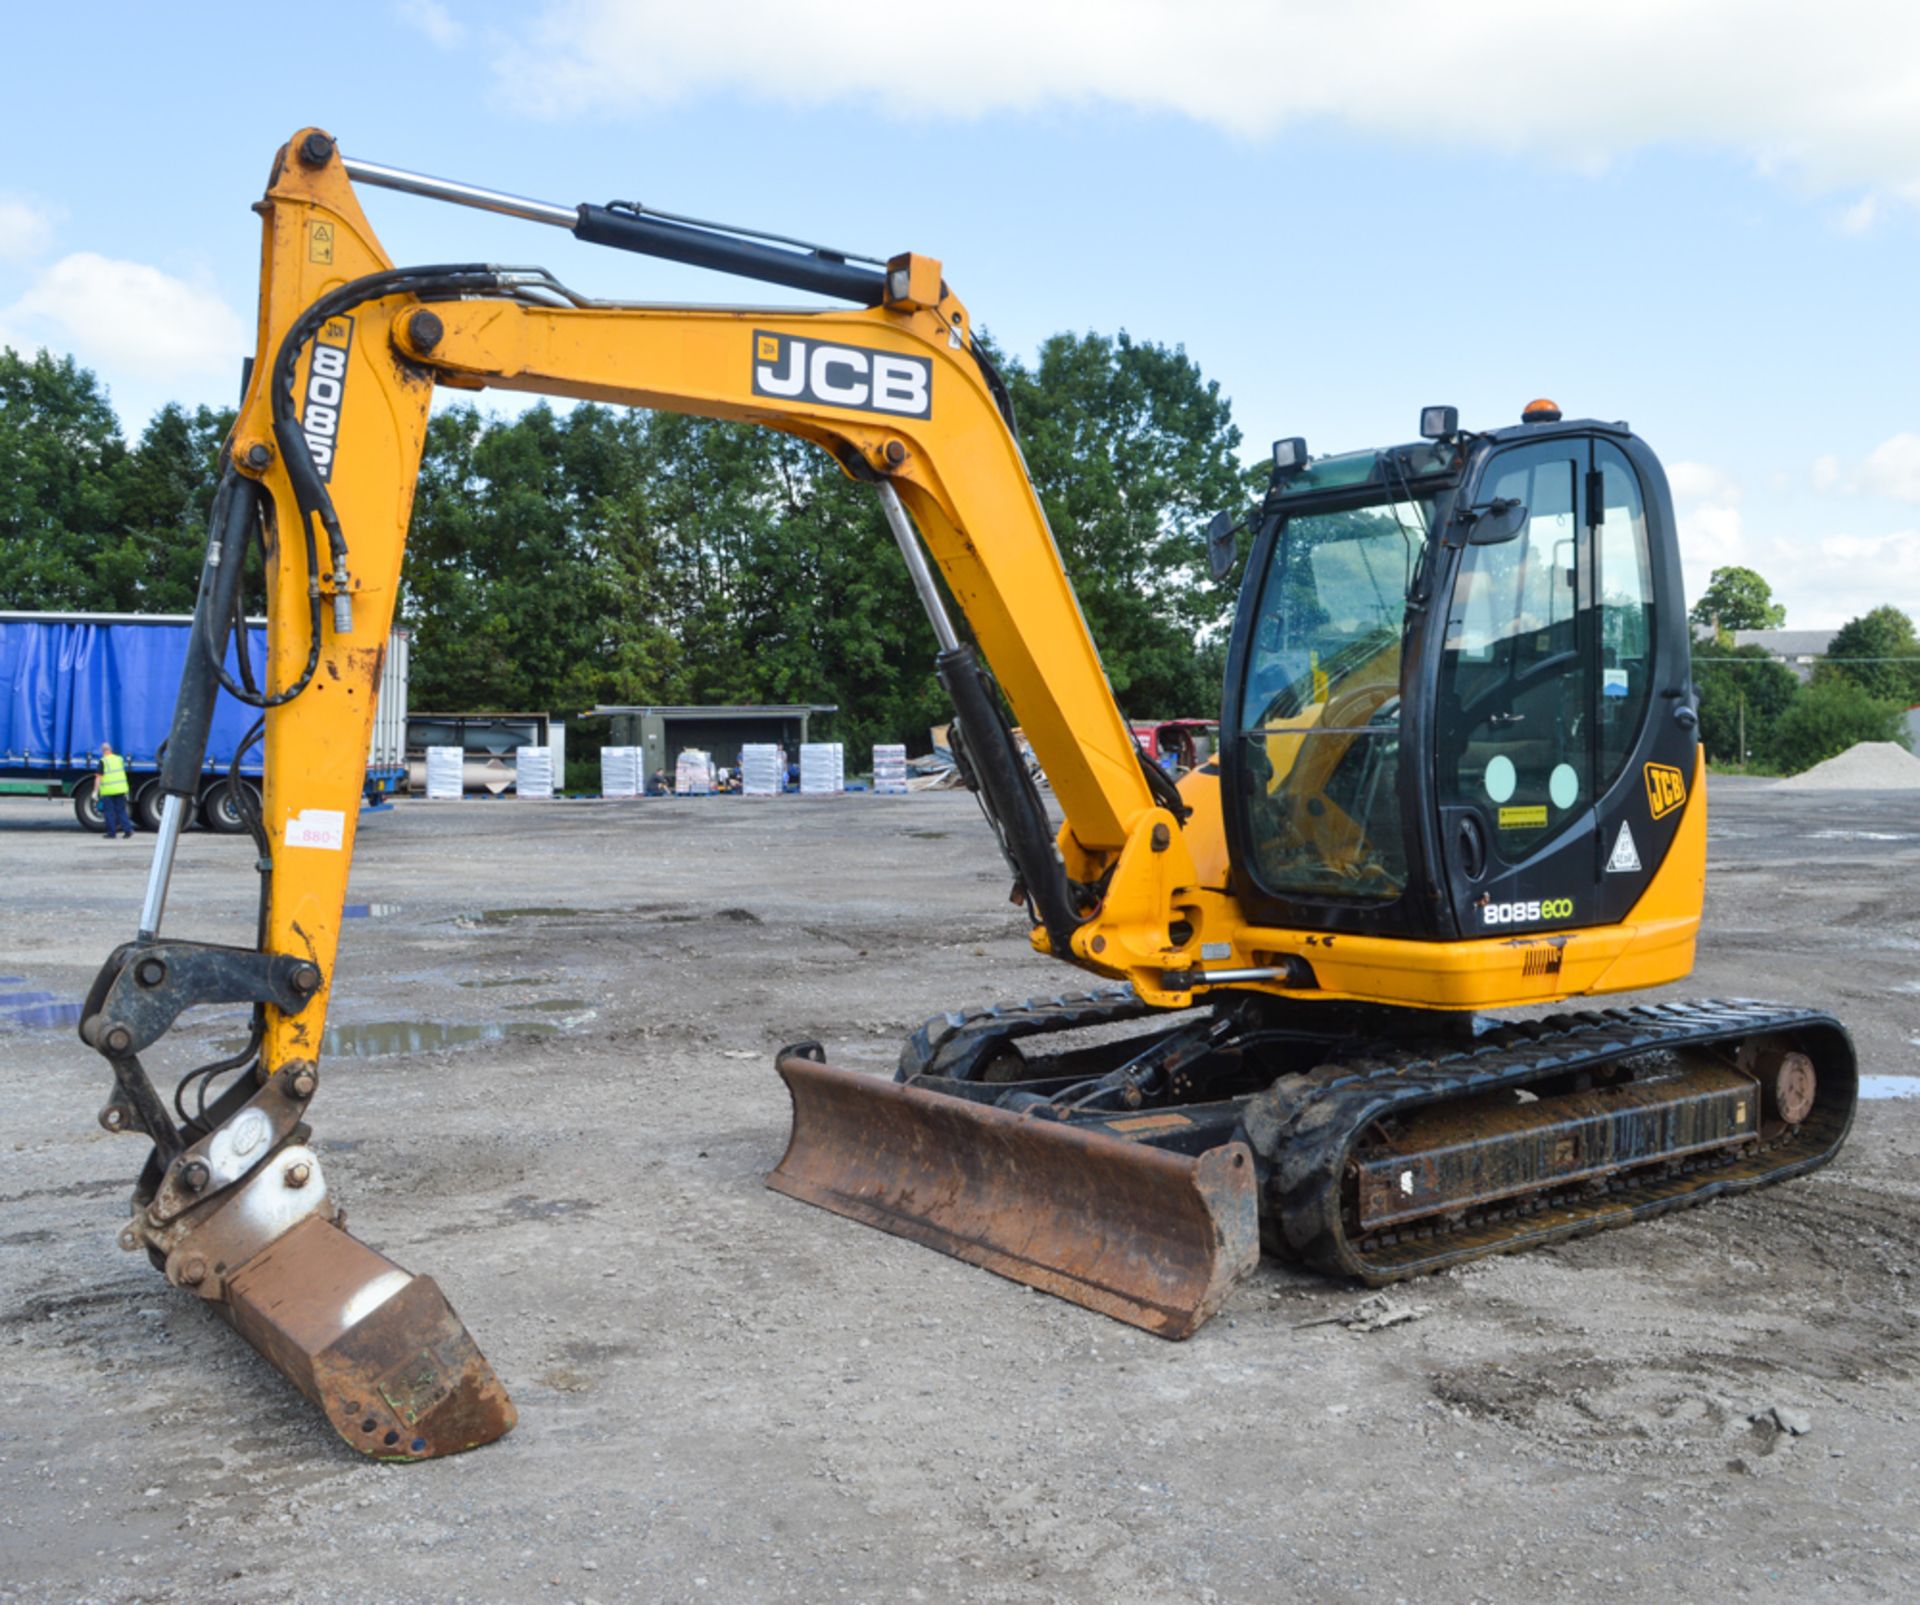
[200,780,256,835]
[71,776,107,833]
[133,780,168,833]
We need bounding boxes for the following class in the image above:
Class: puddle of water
[474,907,587,923]
[1807,830,1919,843]
[0,975,25,985]
[319,1020,561,1059]
[525,998,590,1012]
[342,903,403,919]
[0,993,83,1029]
[1861,1075,1920,1101]
[458,976,554,989]
[0,990,84,1030]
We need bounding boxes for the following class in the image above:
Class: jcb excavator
[80,128,1855,1461]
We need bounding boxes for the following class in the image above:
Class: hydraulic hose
[936,643,1085,956]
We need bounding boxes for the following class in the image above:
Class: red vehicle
[1129,718,1219,774]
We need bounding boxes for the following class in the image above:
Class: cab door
[1432,434,1663,937]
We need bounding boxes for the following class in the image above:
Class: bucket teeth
[767,1053,1260,1339]
[224,1215,515,1459]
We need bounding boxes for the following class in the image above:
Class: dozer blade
[768,1052,1260,1338]
[223,1215,516,1460]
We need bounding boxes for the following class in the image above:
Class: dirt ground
[2,777,1918,1603]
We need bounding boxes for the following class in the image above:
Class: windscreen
[1236,498,1432,901]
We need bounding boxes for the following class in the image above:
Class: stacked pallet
[600,746,642,798]
[799,742,844,795]
[740,743,782,796]
[515,746,554,799]
[675,748,716,795]
[424,746,464,800]
[872,744,908,794]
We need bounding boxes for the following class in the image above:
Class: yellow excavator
[80,129,1856,1460]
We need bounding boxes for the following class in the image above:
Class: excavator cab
[1220,409,1697,947]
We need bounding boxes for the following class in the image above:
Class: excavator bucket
[222,1215,516,1460]
[767,1052,1261,1338]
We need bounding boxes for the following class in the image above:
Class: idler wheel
[1751,1048,1817,1125]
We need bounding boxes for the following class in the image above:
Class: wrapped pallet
[424,745,465,801]
[600,745,642,798]
[515,746,554,800]
[675,748,715,795]
[872,743,908,795]
[740,743,782,797]
[799,741,844,795]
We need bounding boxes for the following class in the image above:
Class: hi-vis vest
[99,753,129,797]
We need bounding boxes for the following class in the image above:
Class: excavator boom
[78,129,1198,1456]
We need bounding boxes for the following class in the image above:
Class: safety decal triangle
[1607,820,1642,874]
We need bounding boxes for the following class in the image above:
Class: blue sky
[2,0,1916,628]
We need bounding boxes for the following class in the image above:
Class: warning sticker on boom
[1606,821,1641,873]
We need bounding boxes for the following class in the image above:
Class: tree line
[0,337,1244,759]
[4,343,1910,778]
[1688,566,1917,773]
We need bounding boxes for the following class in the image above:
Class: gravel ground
[2,778,1918,1603]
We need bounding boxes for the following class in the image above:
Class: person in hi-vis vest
[97,743,133,839]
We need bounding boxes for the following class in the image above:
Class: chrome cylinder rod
[875,481,960,654]
[137,794,191,939]
[340,156,578,228]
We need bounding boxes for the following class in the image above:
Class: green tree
[100,402,235,611]
[1818,605,1920,704]
[1763,677,1908,773]
[1688,565,1786,635]
[402,403,678,714]
[0,348,130,607]
[996,330,1244,715]
[1690,642,1800,766]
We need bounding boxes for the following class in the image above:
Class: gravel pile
[1776,740,1920,790]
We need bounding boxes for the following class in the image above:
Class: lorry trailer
[0,612,408,831]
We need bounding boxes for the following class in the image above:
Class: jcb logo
[1644,762,1687,820]
[751,331,931,418]
[301,317,354,483]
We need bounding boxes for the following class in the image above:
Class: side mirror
[1205,510,1242,583]
[1467,497,1529,544]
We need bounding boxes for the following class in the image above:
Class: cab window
[1436,444,1590,856]
[1595,441,1654,787]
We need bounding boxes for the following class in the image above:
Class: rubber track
[1245,998,1858,1284]
[897,987,1148,1081]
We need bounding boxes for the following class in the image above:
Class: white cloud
[1811,453,1841,492]
[1667,460,1741,505]
[0,197,54,263]
[1677,503,1748,614]
[3,253,246,385]
[1785,529,1920,626]
[490,1,1920,207]
[1857,433,1920,503]
[398,0,464,48]
[1838,194,1879,235]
